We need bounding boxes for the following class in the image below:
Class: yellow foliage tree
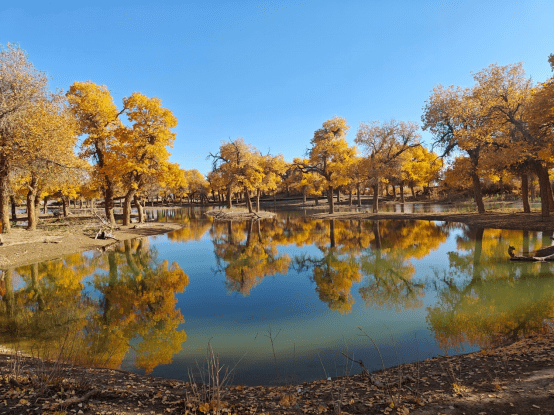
[298,116,357,214]
[0,44,76,233]
[400,145,443,201]
[355,119,420,213]
[115,92,178,225]
[209,138,263,212]
[67,81,124,226]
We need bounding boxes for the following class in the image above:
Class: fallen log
[508,245,554,262]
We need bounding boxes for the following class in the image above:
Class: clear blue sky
[2,0,553,175]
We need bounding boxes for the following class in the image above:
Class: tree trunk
[349,190,353,206]
[302,187,307,205]
[10,195,16,222]
[315,195,319,206]
[245,187,253,213]
[410,184,415,199]
[471,172,485,214]
[392,185,396,199]
[227,187,232,209]
[328,185,335,214]
[123,188,137,226]
[27,176,40,231]
[133,194,144,223]
[473,228,484,281]
[548,179,554,211]
[256,189,260,213]
[26,188,38,231]
[62,196,69,217]
[357,183,361,207]
[523,230,530,255]
[104,180,116,226]
[400,183,405,203]
[2,268,14,319]
[536,163,550,217]
[34,189,40,225]
[336,189,340,203]
[30,263,44,311]
[372,181,379,213]
[521,173,530,213]
[373,220,381,249]
[329,219,336,248]
[0,164,11,233]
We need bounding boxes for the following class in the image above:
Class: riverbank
[2,206,553,270]
[0,214,184,269]
[1,328,553,414]
[205,208,276,220]
[311,210,554,232]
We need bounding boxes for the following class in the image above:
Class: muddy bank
[0,215,184,269]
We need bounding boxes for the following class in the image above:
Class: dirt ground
[311,210,554,232]
[0,213,184,270]
[1,329,553,415]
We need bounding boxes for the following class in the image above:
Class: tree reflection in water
[3,212,554,377]
[210,219,290,296]
[427,226,554,351]
[0,239,189,374]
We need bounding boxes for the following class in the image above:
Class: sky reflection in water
[1,207,554,386]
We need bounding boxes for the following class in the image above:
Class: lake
[1,207,553,386]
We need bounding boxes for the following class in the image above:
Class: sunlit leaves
[355,119,420,212]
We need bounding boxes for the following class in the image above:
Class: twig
[341,353,415,389]
[50,389,99,409]
[263,325,281,378]
[317,350,328,380]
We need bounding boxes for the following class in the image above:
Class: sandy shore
[0,217,184,269]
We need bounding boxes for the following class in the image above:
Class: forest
[2,42,554,236]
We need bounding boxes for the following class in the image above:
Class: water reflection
[427,227,554,350]
[211,220,290,296]
[2,210,554,383]
[0,239,188,374]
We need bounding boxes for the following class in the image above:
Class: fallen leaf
[198,402,210,413]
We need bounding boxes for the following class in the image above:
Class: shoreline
[1,205,554,413]
[2,206,554,269]
[0,218,184,269]
[310,210,554,231]
[1,329,553,414]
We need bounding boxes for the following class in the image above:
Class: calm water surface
[1,207,553,386]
